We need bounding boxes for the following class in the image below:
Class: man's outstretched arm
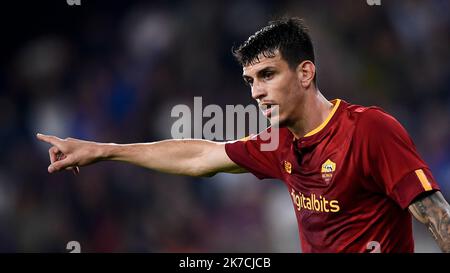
[36,133,246,177]
[409,191,450,252]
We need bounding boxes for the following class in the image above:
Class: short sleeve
[357,108,440,209]
[225,128,287,180]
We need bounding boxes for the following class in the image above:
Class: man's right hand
[36,133,102,174]
[36,134,245,177]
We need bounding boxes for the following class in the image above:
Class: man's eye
[263,71,274,80]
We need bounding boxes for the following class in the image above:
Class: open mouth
[259,103,278,118]
[263,107,272,117]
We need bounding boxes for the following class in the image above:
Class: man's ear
[296,60,316,88]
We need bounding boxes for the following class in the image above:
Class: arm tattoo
[409,191,450,253]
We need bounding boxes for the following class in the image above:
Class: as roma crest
[284,161,292,174]
[321,159,336,182]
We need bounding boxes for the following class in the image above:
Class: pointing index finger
[36,133,62,147]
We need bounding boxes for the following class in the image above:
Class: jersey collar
[304,99,342,138]
[293,99,345,147]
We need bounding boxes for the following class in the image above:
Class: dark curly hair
[232,17,316,81]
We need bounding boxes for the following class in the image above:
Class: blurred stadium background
[0,0,448,252]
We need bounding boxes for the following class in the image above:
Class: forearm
[36,133,243,176]
[409,191,450,252]
[100,139,221,177]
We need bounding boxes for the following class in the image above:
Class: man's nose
[251,82,266,100]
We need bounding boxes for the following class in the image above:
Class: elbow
[190,168,217,178]
[185,155,219,177]
[199,171,218,178]
[187,164,218,178]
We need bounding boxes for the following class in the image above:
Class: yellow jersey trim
[304,99,341,137]
[415,169,432,191]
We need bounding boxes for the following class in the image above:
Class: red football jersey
[225,99,440,253]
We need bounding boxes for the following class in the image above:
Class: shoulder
[235,127,292,149]
[249,127,292,141]
[345,104,413,147]
[345,103,393,121]
[347,105,404,133]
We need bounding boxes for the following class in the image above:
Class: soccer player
[36,18,450,253]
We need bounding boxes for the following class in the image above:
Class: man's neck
[288,90,334,139]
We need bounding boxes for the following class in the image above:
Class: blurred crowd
[0,0,448,252]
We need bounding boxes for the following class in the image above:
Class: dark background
[0,0,448,252]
